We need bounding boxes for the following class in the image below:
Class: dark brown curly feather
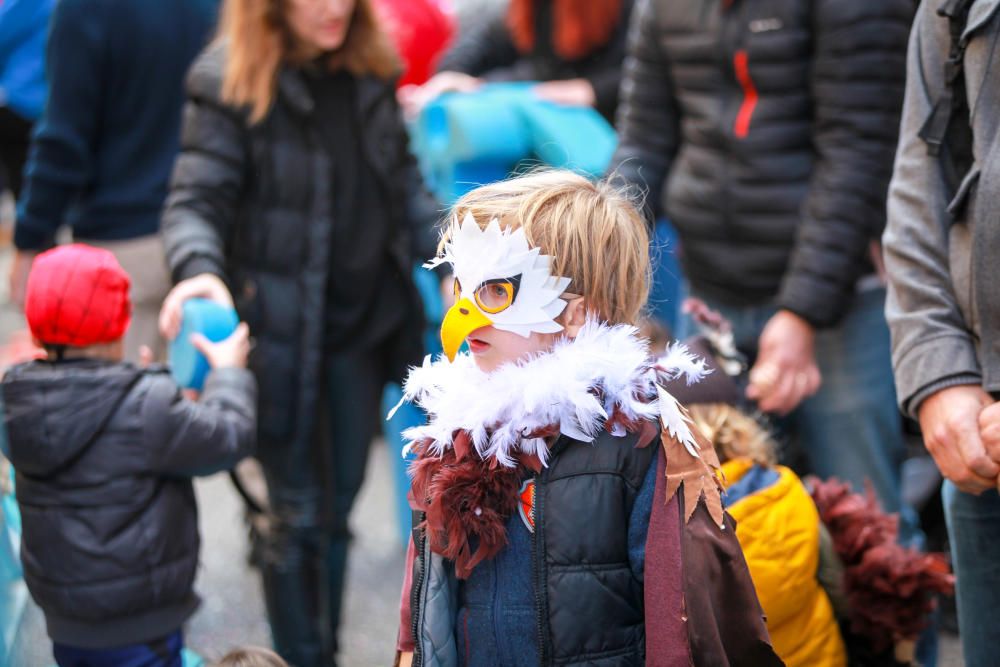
[809,477,954,652]
[408,436,527,579]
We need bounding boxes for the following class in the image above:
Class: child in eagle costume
[393,170,783,667]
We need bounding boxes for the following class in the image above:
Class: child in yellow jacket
[666,303,952,667]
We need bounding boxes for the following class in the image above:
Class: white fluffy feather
[391,320,706,467]
[655,341,712,385]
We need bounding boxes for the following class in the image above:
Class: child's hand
[191,322,251,370]
[159,273,234,341]
[397,652,413,667]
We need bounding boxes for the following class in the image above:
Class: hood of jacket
[2,359,142,478]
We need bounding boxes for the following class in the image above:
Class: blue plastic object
[411,82,618,203]
[169,299,239,391]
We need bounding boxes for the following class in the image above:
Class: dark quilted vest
[534,430,656,666]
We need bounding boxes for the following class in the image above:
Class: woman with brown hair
[158,0,439,664]
[400,0,633,122]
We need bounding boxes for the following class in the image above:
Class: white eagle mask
[425,214,572,361]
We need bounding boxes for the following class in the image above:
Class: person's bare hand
[532,78,597,108]
[159,273,234,341]
[9,250,37,309]
[682,297,729,333]
[191,322,250,370]
[746,310,821,415]
[919,385,998,494]
[978,400,1000,466]
[398,71,482,118]
[398,652,413,667]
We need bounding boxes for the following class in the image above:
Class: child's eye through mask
[455,276,522,314]
[428,214,573,361]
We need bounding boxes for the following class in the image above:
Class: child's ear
[561,297,588,338]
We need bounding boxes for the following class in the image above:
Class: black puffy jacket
[611,0,913,327]
[162,47,440,446]
[2,360,255,649]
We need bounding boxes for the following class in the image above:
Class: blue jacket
[15,0,218,250]
[0,0,53,121]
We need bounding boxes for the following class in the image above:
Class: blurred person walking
[401,0,633,121]
[9,0,218,362]
[158,0,439,664]
[0,0,53,201]
[883,0,1000,664]
[610,0,919,540]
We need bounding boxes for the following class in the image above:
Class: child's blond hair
[688,403,777,466]
[447,170,651,325]
[213,646,288,667]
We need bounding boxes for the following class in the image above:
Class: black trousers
[255,346,389,667]
[0,107,32,198]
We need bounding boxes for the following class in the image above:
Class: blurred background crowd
[0,0,988,665]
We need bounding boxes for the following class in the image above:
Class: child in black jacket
[2,244,256,666]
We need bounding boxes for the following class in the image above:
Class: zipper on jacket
[532,468,548,666]
[732,50,757,138]
[533,436,568,666]
[411,512,427,667]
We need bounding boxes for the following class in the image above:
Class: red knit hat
[25,244,132,348]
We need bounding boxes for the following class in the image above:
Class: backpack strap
[919,0,975,195]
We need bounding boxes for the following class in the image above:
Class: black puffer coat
[163,46,440,446]
[611,0,913,327]
[2,360,255,649]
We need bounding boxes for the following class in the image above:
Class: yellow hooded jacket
[722,458,846,667]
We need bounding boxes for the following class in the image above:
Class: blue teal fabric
[723,464,781,506]
[411,83,617,203]
[0,0,54,121]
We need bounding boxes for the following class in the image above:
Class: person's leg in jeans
[258,345,386,667]
[53,630,183,667]
[942,483,1000,667]
[317,347,386,661]
[791,288,919,543]
[258,447,325,667]
[681,288,917,538]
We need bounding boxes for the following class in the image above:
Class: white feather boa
[391,320,710,467]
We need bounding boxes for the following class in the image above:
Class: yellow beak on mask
[441,297,493,361]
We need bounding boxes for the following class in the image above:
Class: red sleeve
[397,535,417,653]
